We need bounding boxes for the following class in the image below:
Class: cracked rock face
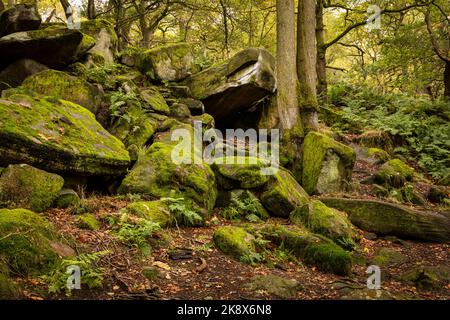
[0,4,42,38]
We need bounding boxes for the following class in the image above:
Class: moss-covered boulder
[0,27,95,69]
[0,4,41,38]
[213,226,257,262]
[400,265,450,290]
[261,169,309,218]
[0,209,60,275]
[140,88,170,115]
[0,58,48,91]
[357,130,394,152]
[22,69,103,114]
[219,189,270,222]
[371,248,406,267]
[375,159,415,188]
[76,213,100,231]
[302,132,356,195]
[135,43,197,82]
[211,157,271,190]
[367,148,390,164]
[290,200,358,249]
[118,138,217,212]
[0,93,130,176]
[261,225,352,275]
[320,197,450,242]
[79,19,118,64]
[123,200,173,228]
[183,48,276,121]
[0,164,64,212]
[247,275,300,299]
[54,189,80,209]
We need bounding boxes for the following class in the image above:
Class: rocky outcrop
[22,69,103,114]
[0,27,95,69]
[0,58,47,91]
[0,92,130,176]
[302,132,356,195]
[133,43,197,82]
[79,19,118,64]
[0,4,41,37]
[213,226,257,263]
[0,164,64,212]
[320,197,450,242]
[182,48,276,121]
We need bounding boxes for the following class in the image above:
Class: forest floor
[13,196,449,301]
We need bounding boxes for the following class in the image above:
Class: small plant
[115,217,161,255]
[164,198,204,227]
[221,196,262,221]
[108,90,141,125]
[43,251,108,296]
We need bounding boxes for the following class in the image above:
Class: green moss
[118,140,217,212]
[303,243,352,275]
[0,209,60,275]
[220,189,269,221]
[302,132,356,195]
[375,159,415,188]
[140,88,170,115]
[0,164,64,212]
[358,130,393,152]
[261,224,352,275]
[400,265,450,290]
[367,148,390,164]
[0,262,19,299]
[0,94,130,176]
[213,226,257,262]
[260,169,309,217]
[76,214,100,231]
[54,189,80,209]
[124,201,173,228]
[290,200,358,249]
[371,248,406,267]
[22,69,102,114]
[211,157,271,190]
[437,173,450,186]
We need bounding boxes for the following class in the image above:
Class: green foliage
[221,196,263,221]
[108,90,141,126]
[164,198,204,227]
[330,85,450,179]
[115,218,161,255]
[43,251,108,296]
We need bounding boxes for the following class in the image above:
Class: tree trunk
[297,0,319,132]
[445,60,450,99]
[316,0,328,101]
[60,0,73,20]
[87,0,96,20]
[276,0,301,131]
[0,1,4,12]
[219,0,230,59]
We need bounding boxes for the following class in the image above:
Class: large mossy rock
[0,4,41,37]
[0,209,60,275]
[79,19,118,64]
[261,225,352,275]
[0,27,95,69]
[118,134,217,212]
[183,48,276,121]
[248,275,300,299]
[0,164,64,212]
[302,132,356,195]
[320,197,450,242]
[22,69,103,114]
[0,93,130,176]
[213,226,257,262]
[290,200,358,248]
[123,200,173,228]
[0,58,47,91]
[374,159,415,188]
[135,43,196,82]
[211,157,271,190]
[261,169,309,218]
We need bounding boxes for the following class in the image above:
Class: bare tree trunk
[297,0,319,132]
[276,0,301,131]
[316,0,328,101]
[445,61,450,99]
[219,0,230,59]
[60,0,73,20]
[87,0,96,20]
